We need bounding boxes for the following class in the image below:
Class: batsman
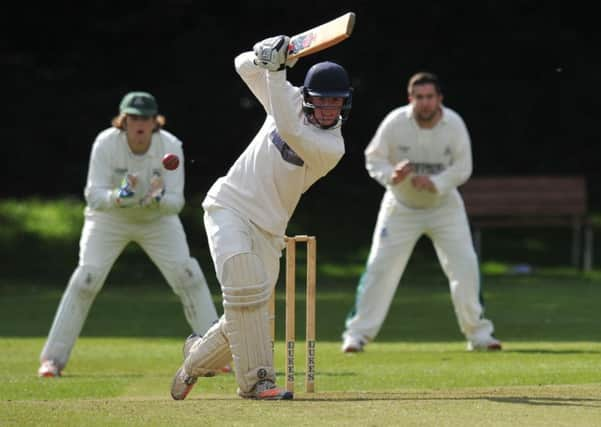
[170,34,353,400]
[38,92,222,377]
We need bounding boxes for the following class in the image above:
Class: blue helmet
[302,61,353,128]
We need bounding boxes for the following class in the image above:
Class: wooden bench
[459,176,593,271]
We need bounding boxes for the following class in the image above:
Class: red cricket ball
[162,153,180,170]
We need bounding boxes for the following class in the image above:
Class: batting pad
[185,319,232,377]
[221,253,271,308]
[221,253,275,392]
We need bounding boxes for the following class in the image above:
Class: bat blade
[288,12,355,60]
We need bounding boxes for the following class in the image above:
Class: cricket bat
[287,12,356,60]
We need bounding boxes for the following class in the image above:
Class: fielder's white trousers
[344,190,494,344]
[40,214,219,367]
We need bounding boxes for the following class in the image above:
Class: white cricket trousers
[203,206,283,284]
[344,190,494,343]
[202,205,284,392]
[40,214,219,368]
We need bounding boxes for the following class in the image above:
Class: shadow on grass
[486,396,601,407]
[273,370,358,378]
[503,349,601,355]
[197,393,601,407]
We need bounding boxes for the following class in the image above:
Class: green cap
[119,91,158,116]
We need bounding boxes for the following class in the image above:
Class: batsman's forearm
[236,51,270,112]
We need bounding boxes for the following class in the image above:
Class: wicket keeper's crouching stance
[38,92,222,377]
[170,35,352,400]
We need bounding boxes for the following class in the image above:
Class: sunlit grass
[2,207,601,427]
[0,197,84,240]
[320,261,365,278]
[3,197,601,281]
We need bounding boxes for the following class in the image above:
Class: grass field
[2,275,600,426]
[1,198,601,425]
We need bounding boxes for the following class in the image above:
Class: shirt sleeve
[235,51,271,114]
[158,140,185,215]
[364,116,395,188]
[430,116,473,196]
[84,138,116,210]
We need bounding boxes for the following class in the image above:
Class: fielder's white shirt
[365,105,472,209]
[84,128,185,222]
[203,51,345,236]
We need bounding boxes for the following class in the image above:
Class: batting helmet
[302,61,353,128]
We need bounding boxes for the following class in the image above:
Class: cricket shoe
[238,380,293,400]
[170,366,198,400]
[182,333,232,374]
[341,334,366,353]
[467,337,503,352]
[38,360,62,378]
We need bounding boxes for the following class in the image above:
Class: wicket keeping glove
[253,35,291,71]
[113,174,139,208]
[140,174,165,207]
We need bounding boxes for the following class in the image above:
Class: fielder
[342,72,502,353]
[170,35,353,400]
[38,92,222,377]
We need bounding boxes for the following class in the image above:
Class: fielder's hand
[253,35,291,71]
[411,175,437,193]
[391,160,413,185]
[140,174,165,207]
[113,174,139,208]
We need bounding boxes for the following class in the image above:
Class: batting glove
[253,35,291,71]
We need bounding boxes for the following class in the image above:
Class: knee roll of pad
[222,284,272,307]
[221,253,271,308]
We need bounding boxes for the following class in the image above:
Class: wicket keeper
[38,92,222,377]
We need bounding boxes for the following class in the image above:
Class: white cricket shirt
[365,104,472,209]
[84,128,185,222]
[203,52,345,237]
